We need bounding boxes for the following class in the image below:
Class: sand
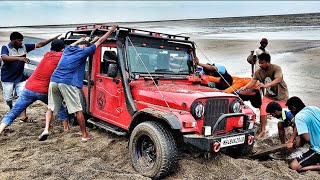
[1,13,320,179]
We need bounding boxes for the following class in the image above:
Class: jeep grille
[204,99,229,132]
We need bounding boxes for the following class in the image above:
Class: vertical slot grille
[204,99,229,132]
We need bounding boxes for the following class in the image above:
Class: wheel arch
[129,108,182,133]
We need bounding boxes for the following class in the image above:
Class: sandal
[38,132,49,141]
[19,117,33,123]
[81,134,94,143]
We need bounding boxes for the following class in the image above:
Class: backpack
[247,50,255,65]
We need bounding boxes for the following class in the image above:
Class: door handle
[98,77,102,82]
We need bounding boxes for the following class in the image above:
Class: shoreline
[1,12,320,28]
[0,18,320,179]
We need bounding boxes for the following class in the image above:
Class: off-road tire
[129,121,178,179]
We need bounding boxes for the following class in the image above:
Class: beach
[0,13,320,179]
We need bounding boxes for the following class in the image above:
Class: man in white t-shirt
[252,38,270,73]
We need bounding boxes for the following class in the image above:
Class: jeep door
[90,46,124,124]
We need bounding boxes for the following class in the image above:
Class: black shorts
[238,89,262,109]
[297,149,320,167]
[279,119,293,128]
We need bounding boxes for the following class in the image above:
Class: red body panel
[82,44,256,135]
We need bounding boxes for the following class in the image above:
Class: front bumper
[183,129,255,152]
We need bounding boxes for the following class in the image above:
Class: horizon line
[1,12,319,28]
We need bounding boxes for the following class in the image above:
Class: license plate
[220,135,245,148]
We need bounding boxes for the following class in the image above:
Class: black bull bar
[183,113,256,152]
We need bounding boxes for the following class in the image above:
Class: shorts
[297,149,320,167]
[260,96,286,116]
[279,119,293,128]
[238,89,262,109]
[48,82,83,114]
[1,81,26,102]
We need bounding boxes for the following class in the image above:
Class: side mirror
[107,63,118,78]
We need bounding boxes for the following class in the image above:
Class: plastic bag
[247,50,255,64]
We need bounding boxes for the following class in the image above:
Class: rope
[194,42,247,104]
[127,37,172,112]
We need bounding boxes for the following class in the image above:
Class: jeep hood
[130,80,235,110]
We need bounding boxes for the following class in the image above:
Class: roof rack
[73,24,190,41]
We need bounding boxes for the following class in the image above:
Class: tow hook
[248,135,254,145]
[213,141,221,153]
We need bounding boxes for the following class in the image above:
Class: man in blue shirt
[266,101,294,144]
[1,31,60,122]
[286,96,320,171]
[44,25,118,142]
[194,57,233,90]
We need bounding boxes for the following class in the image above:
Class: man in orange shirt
[201,74,262,108]
[193,56,261,108]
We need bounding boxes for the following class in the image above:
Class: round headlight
[230,100,241,113]
[191,102,205,120]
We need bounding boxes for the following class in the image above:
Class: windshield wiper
[154,69,174,73]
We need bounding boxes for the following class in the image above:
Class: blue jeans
[2,88,68,125]
[1,81,26,102]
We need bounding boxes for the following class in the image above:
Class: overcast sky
[1,1,320,27]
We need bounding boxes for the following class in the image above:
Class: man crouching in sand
[42,25,118,143]
[286,96,320,172]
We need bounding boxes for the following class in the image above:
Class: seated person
[101,51,118,74]
[266,101,294,144]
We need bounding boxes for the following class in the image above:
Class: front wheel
[129,121,177,179]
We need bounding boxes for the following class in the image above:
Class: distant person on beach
[0,31,60,122]
[0,39,69,136]
[240,53,289,139]
[285,96,320,172]
[41,25,118,143]
[248,38,270,76]
[194,57,262,108]
[266,101,294,144]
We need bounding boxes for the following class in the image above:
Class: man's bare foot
[256,131,267,139]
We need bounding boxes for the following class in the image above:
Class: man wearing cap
[0,32,61,122]
[252,38,270,73]
[0,39,68,135]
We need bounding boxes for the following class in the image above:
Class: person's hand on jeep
[187,74,201,83]
[95,25,118,47]
[90,36,100,43]
[111,24,118,30]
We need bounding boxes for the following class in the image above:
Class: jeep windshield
[127,45,192,76]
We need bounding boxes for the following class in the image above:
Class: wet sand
[1,13,320,179]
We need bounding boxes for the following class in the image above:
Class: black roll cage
[63,25,197,116]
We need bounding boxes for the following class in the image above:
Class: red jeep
[63,25,257,179]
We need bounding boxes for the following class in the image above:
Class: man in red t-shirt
[0,39,68,139]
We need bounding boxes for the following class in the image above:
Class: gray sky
[1,1,320,26]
